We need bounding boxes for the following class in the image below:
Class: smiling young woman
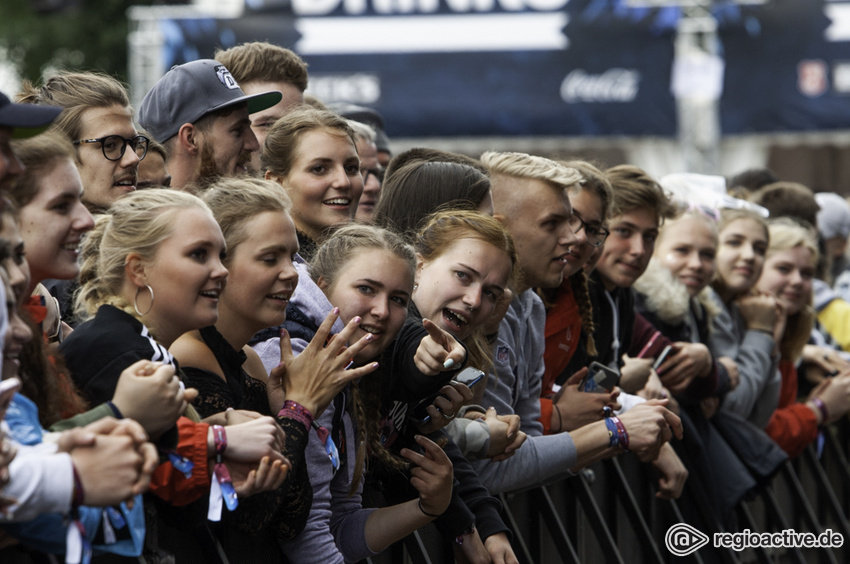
[171,178,381,561]
[262,107,363,261]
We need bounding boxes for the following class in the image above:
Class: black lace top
[181,325,311,556]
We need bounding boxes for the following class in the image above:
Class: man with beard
[214,42,308,176]
[139,59,281,190]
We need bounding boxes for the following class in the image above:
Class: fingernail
[353,316,361,324]
[333,307,340,315]
[280,328,286,337]
[365,333,374,341]
[372,362,380,368]
[443,358,455,369]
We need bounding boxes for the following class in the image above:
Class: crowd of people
[0,40,849,563]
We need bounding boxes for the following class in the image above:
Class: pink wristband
[278,400,314,428]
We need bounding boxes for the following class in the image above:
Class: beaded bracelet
[278,400,314,428]
[812,398,829,425]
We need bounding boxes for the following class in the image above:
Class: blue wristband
[604,417,619,448]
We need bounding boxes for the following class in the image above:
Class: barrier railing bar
[533,486,582,564]
[605,458,666,564]
[570,468,627,564]
[498,492,537,564]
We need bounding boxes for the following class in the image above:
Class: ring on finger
[442,411,455,420]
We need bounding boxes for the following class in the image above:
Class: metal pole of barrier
[404,530,435,564]
[801,444,850,541]
[569,467,627,564]
[822,428,850,511]
[759,485,808,564]
[667,498,707,564]
[605,458,666,564]
[736,501,776,564]
[533,486,582,564]
[497,492,536,564]
[778,462,838,564]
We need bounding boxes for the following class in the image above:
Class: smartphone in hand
[579,362,620,393]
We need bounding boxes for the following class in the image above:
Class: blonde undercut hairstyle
[480,151,582,190]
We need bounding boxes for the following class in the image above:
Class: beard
[195,142,256,191]
[196,142,223,190]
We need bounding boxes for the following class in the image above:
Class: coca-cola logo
[560,68,640,103]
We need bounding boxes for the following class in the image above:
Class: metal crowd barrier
[368,418,850,564]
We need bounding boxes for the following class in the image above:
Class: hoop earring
[134,284,154,316]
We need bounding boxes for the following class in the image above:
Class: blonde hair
[201,177,292,266]
[481,151,581,190]
[765,218,818,361]
[75,189,213,322]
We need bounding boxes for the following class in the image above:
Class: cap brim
[210,90,282,116]
[0,103,63,139]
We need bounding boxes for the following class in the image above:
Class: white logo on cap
[215,66,240,90]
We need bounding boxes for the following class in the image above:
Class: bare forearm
[364,499,433,553]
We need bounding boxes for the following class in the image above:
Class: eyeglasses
[73,134,149,162]
[362,167,385,185]
[567,214,610,247]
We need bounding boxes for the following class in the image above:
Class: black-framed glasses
[362,167,385,185]
[73,135,149,162]
[567,214,610,247]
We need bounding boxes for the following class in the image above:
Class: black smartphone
[409,368,486,426]
[452,367,485,389]
[579,362,620,393]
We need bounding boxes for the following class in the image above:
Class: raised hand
[269,308,380,417]
[413,318,467,376]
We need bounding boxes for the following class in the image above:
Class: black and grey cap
[138,59,282,143]
[0,91,63,139]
